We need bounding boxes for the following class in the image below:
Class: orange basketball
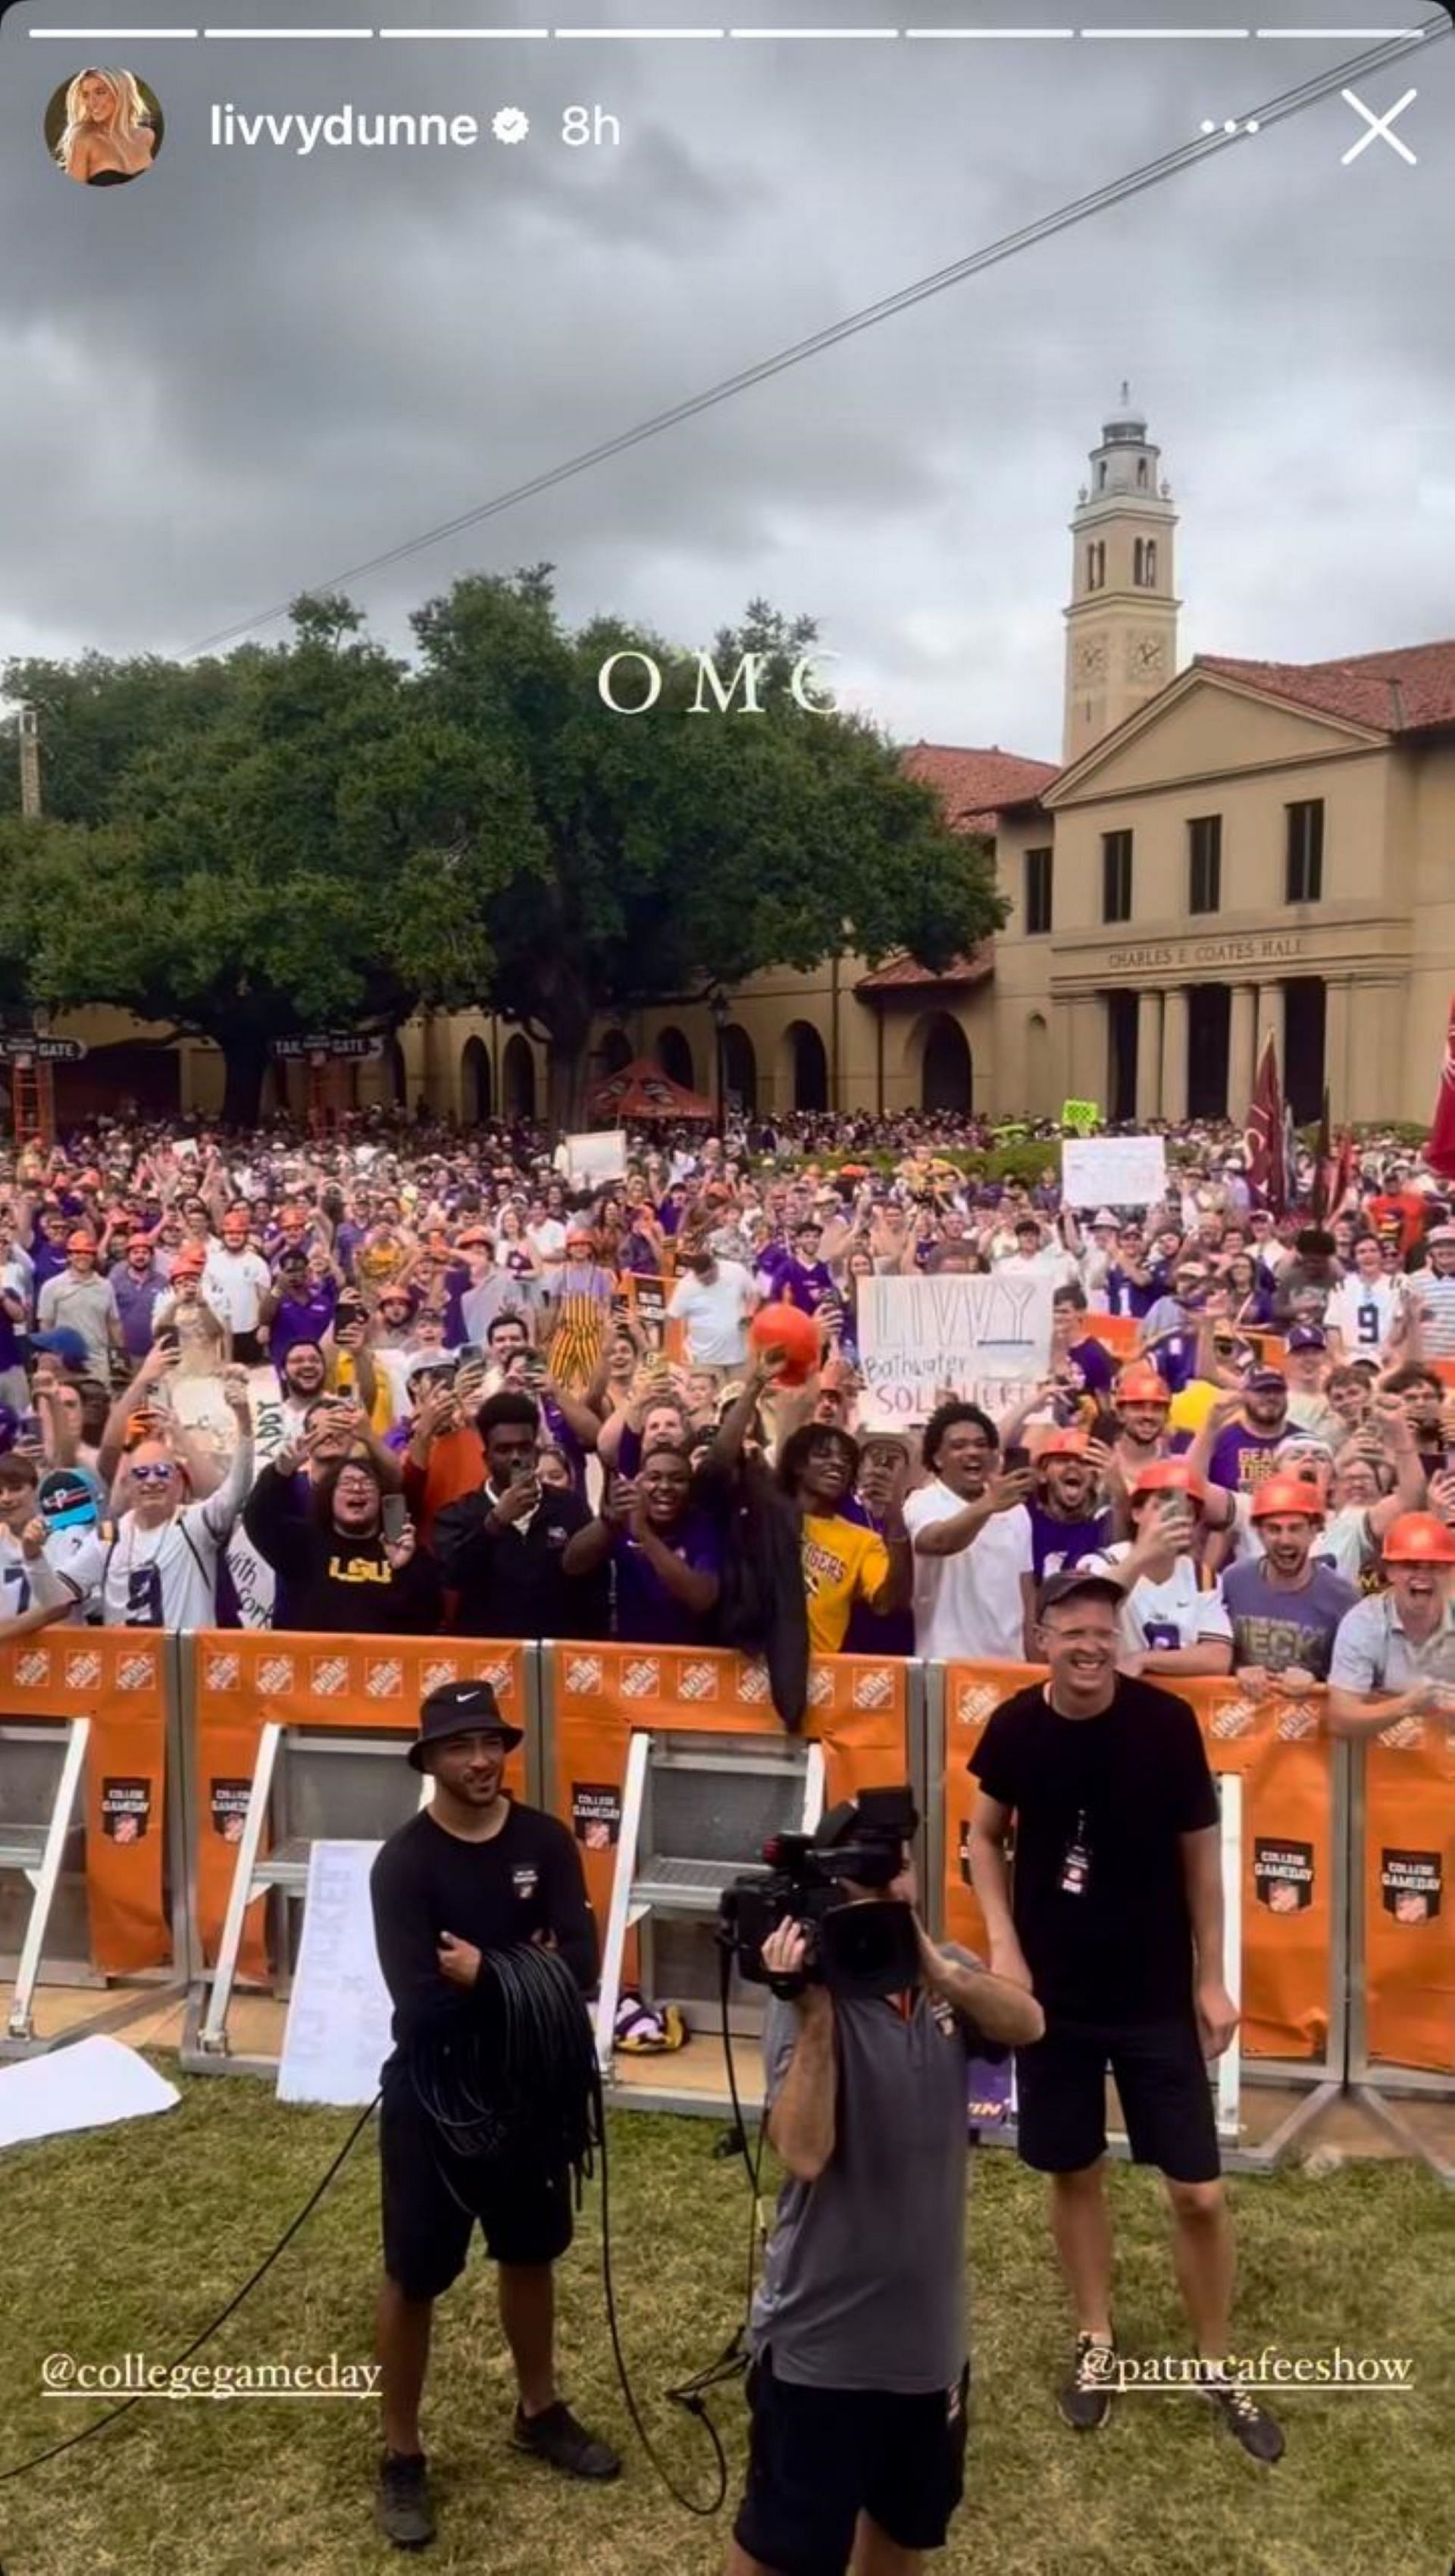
[750,1301,822,1386]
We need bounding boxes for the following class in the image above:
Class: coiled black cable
[404,1942,728,2515]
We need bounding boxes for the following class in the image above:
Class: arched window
[1133,539,1144,586]
[656,1026,695,1091]
[1145,540,1157,586]
[1097,461,1107,491]
[1137,457,1148,489]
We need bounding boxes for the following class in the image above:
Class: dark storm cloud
[0,0,1449,753]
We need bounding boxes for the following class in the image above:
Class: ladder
[5,1054,53,1148]
[196,1725,433,2058]
[3,1717,92,2042]
[593,1731,824,2083]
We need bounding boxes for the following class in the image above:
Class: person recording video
[725,1791,1043,2576]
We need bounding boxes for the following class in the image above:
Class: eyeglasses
[130,1463,177,1486]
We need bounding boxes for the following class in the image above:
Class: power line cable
[188,14,1447,655]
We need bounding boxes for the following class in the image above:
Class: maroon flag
[1244,1036,1286,1213]
[1428,997,1455,1183]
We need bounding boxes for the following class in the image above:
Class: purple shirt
[268,1280,339,1369]
[1205,1425,1286,1494]
[840,1492,915,1657]
[1026,1501,1113,1583]
[612,1514,721,1645]
[1219,1559,1358,1682]
[112,1266,169,1363]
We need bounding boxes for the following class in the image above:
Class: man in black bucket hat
[369,1679,619,2548]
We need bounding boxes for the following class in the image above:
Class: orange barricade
[618,1271,686,1365]
[937,1664,1337,2062]
[544,1642,912,1939]
[1361,1714,1455,2078]
[190,1633,528,1982]
[0,1632,170,1975]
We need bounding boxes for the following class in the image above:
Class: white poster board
[856,1272,1054,1423]
[1061,1134,1168,1210]
[565,1130,627,1188]
[0,2036,179,2149]
[277,1840,393,2107]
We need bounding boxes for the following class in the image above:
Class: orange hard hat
[1038,1430,1090,1460]
[1381,1511,1455,1566]
[67,1230,97,1253]
[1116,1363,1171,1404]
[1131,1457,1205,1503]
[1249,1473,1325,1523]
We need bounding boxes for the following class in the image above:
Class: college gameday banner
[1361,1712,1455,2078]
[0,1634,170,1976]
[547,1643,912,1937]
[938,1665,1338,2064]
[189,1632,527,1980]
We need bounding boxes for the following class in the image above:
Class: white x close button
[1341,87,1419,167]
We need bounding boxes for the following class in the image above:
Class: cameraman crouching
[727,1796,1044,2576]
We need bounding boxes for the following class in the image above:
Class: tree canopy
[2,573,1005,1122]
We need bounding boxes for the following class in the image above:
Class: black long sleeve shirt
[369,1800,598,2074]
[431,1485,605,1639]
[243,1463,445,1634]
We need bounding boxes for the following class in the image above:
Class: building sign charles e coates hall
[1103,931,1310,975]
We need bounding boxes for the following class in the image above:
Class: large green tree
[408,574,1006,1124]
[3,599,537,1121]
[2,574,1005,1127]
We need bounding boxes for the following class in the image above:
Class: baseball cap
[1286,1325,1328,1352]
[1428,1225,1455,1247]
[1247,1365,1288,1389]
[1035,1569,1125,1620]
[405,1350,456,1386]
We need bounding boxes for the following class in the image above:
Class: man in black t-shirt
[968,1570,1284,2466]
[368,1679,621,2549]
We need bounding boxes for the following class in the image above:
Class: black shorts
[732,2350,969,2576]
[230,1329,265,1366]
[1014,2017,1220,2183]
[380,2086,574,2301]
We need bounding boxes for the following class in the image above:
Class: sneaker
[1200,2374,1286,2464]
[375,2450,436,2549]
[1058,2331,1117,2430]
[512,2400,621,2481]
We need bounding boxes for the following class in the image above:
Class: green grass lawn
[0,2074,1450,2576]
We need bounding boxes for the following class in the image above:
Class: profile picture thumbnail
[46,67,164,188]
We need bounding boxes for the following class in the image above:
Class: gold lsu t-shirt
[799,1513,891,1656]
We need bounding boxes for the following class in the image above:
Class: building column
[1228,983,1257,1125]
[1064,997,1106,1106]
[1159,986,1189,1125]
[1134,988,1163,1122]
[1253,980,1284,1082]
[1324,977,1353,1124]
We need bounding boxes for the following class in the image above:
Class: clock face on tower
[1073,634,1109,682]
[1129,631,1167,678]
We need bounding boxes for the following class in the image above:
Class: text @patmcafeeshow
[1084,2346,1415,2393]
[42,2352,380,2400]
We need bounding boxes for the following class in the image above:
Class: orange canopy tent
[587,1058,716,1122]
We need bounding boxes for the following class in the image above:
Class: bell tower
[1062,386,1180,763]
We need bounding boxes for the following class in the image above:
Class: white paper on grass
[856,1271,1055,1424]
[1061,1134,1168,1210]
[277,1839,393,2108]
[0,2036,179,2150]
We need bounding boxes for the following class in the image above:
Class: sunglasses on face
[130,1463,177,1486]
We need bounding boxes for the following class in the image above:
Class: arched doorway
[461,1035,492,1125]
[721,1024,757,1114]
[596,1027,632,1079]
[656,1026,695,1091]
[502,1032,536,1120]
[1025,1013,1051,1119]
[918,1013,973,1115]
[781,1020,828,1113]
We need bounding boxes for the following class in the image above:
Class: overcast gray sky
[1,0,1449,762]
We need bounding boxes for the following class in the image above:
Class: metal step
[630,1853,747,1914]
[250,1837,311,1897]
[0,1826,55,1872]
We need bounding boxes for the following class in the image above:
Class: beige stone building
[36,393,1455,1132]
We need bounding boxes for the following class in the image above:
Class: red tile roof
[856,943,995,996]
[901,742,1059,834]
[1196,641,1455,737]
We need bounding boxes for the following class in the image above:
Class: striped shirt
[1407,1268,1455,1358]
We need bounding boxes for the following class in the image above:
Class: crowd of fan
[2,1109,1454,1736]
